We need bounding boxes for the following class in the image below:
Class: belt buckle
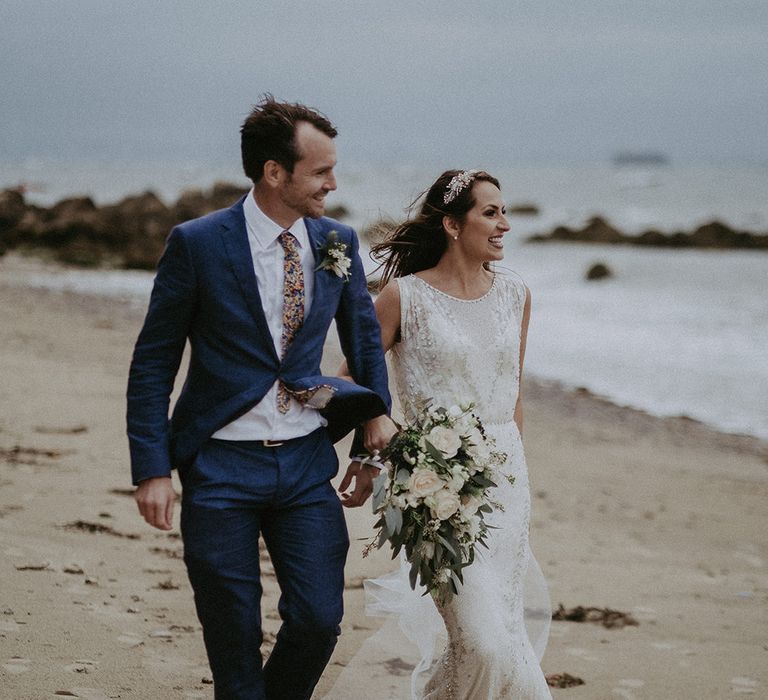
[262,439,285,448]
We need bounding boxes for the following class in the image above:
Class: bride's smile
[447,180,510,263]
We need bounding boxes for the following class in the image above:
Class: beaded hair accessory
[443,169,480,204]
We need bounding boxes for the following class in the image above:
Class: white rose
[466,427,484,447]
[426,426,462,458]
[454,415,474,435]
[420,540,435,560]
[431,488,461,521]
[407,467,444,498]
[466,430,491,465]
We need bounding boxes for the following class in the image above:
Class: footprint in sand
[612,678,645,699]
[2,656,31,673]
[64,659,98,674]
[116,633,143,647]
[733,552,764,568]
[54,689,110,700]
[651,641,676,650]
[730,676,759,695]
[631,606,657,622]
[0,618,21,632]
[565,646,599,662]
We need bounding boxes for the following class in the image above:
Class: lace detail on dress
[388,271,552,700]
[392,273,525,425]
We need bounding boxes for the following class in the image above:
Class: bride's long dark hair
[371,169,500,288]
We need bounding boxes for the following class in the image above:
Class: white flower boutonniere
[316,231,351,281]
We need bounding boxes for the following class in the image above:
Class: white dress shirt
[212,190,325,441]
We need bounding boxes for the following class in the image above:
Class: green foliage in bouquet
[367,400,511,601]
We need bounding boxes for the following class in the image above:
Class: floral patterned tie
[277,231,304,413]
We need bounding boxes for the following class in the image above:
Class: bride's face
[455,181,510,262]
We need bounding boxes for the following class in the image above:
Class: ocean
[2,160,767,440]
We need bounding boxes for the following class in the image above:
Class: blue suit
[127,197,391,699]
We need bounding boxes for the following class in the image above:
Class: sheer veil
[327,548,550,699]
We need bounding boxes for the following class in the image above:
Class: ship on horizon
[612,151,669,167]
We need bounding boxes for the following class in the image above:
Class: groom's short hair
[241,95,337,184]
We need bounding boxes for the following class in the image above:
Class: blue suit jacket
[126,197,391,485]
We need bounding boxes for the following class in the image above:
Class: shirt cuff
[354,455,386,470]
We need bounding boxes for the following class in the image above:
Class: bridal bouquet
[367,400,510,600]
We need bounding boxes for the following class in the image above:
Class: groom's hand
[338,461,379,508]
[135,476,176,530]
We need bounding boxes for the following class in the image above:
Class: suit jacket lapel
[220,198,279,363]
[305,218,329,314]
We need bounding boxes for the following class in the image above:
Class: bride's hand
[363,414,398,454]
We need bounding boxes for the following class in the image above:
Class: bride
[358,169,552,699]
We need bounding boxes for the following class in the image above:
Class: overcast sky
[2,1,766,168]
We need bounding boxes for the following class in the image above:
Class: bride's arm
[514,285,532,436]
[372,280,402,353]
[337,280,401,377]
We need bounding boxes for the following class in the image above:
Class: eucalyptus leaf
[384,505,403,535]
[424,440,451,470]
[451,570,463,590]
[409,561,418,590]
[436,533,457,557]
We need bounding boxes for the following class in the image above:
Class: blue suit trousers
[180,429,348,699]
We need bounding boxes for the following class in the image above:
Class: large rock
[102,191,174,269]
[0,181,353,269]
[0,189,28,252]
[581,217,624,243]
[0,189,26,230]
[586,262,612,280]
[528,216,768,250]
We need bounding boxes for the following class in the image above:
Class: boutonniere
[316,230,351,281]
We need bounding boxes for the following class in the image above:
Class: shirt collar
[243,188,309,251]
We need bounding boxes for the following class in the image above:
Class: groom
[127,96,394,699]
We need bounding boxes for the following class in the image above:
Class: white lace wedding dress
[378,271,553,700]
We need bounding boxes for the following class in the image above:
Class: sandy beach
[0,254,766,700]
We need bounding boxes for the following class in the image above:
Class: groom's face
[279,122,338,219]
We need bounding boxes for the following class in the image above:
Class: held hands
[135,476,177,530]
[339,414,398,508]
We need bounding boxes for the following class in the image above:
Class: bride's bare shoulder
[376,278,401,302]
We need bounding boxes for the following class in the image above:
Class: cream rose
[407,467,443,498]
[431,488,461,521]
[426,426,462,458]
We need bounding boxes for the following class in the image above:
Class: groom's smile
[278,121,338,221]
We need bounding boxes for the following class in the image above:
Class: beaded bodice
[390,272,527,425]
